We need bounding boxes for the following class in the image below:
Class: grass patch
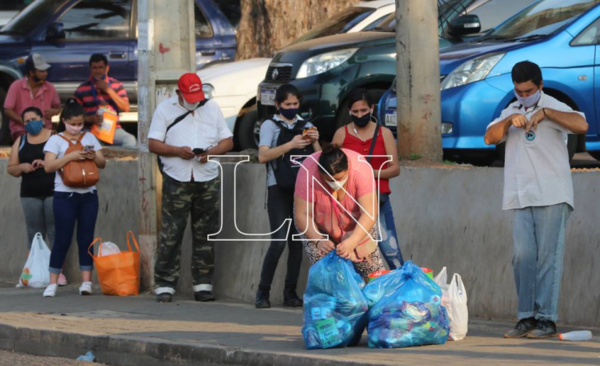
[408,153,422,161]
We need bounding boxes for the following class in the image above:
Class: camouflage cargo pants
[154,175,220,294]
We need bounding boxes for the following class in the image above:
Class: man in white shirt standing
[484,61,588,339]
[148,73,233,303]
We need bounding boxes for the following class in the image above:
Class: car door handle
[200,51,216,56]
[109,53,127,59]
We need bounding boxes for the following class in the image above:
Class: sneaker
[283,288,303,308]
[255,289,271,309]
[57,273,68,286]
[79,282,92,295]
[194,291,215,302]
[156,293,173,303]
[504,317,536,338]
[43,284,58,297]
[527,320,558,339]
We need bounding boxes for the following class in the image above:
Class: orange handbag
[88,231,140,296]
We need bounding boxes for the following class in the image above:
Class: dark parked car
[0,0,236,144]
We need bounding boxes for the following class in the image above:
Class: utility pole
[137,0,196,290]
[395,0,443,161]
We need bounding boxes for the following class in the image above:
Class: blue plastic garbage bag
[365,261,450,348]
[302,251,370,349]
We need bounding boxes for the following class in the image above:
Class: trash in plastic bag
[302,251,370,349]
[434,267,468,340]
[19,233,51,288]
[98,241,121,257]
[365,261,450,348]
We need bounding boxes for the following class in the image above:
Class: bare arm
[295,195,335,255]
[93,149,106,169]
[377,128,400,180]
[332,127,345,148]
[484,113,527,145]
[206,137,233,156]
[4,108,22,125]
[337,192,378,258]
[104,87,130,112]
[7,137,30,177]
[44,150,86,173]
[258,134,310,164]
[544,108,588,134]
[148,138,194,159]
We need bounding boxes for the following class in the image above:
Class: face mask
[25,120,44,135]
[32,75,42,83]
[279,107,298,120]
[326,175,348,191]
[515,89,541,108]
[351,111,372,128]
[64,123,83,135]
[181,99,200,111]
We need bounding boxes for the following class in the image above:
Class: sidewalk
[0,284,598,366]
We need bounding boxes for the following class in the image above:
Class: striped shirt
[74,76,128,127]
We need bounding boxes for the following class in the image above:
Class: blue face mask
[515,89,541,108]
[25,120,44,135]
[279,107,298,120]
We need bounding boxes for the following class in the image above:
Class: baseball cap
[26,54,51,71]
[178,73,205,103]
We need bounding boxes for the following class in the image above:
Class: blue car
[0,0,236,144]
[380,0,600,162]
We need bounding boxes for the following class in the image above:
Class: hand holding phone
[84,145,95,152]
[193,148,207,155]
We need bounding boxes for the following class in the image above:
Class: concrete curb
[0,323,379,366]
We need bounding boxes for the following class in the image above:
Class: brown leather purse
[58,133,100,188]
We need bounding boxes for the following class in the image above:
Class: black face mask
[351,111,372,127]
[32,75,42,83]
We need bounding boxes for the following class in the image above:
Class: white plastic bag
[19,233,51,288]
[98,242,121,257]
[434,267,469,341]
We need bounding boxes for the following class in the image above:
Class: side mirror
[448,15,481,37]
[46,22,65,42]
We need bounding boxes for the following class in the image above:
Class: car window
[0,0,32,11]
[291,7,376,44]
[572,17,600,45]
[467,0,537,32]
[195,3,213,38]
[487,0,599,40]
[362,13,392,31]
[1,0,64,36]
[59,0,132,39]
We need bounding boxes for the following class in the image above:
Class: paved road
[0,350,105,366]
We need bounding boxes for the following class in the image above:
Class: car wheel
[236,104,259,150]
[0,87,11,146]
[335,88,387,131]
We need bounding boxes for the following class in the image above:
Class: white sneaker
[58,273,68,286]
[43,284,58,297]
[79,282,92,295]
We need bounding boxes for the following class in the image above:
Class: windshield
[1,0,66,35]
[376,0,477,33]
[291,7,376,44]
[487,0,599,40]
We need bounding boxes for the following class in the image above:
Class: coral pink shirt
[295,149,376,243]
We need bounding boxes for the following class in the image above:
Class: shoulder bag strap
[57,134,74,146]
[366,124,380,164]
[165,99,208,136]
[18,134,26,151]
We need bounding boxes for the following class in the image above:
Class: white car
[198,0,395,150]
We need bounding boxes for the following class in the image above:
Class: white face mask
[65,123,83,135]
[326,175,348,191]
[181,98,200,111]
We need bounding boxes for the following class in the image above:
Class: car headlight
[296,49,358,79]
[203,83,215,99]
[441,53,505,90]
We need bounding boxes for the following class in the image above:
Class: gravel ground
[0,350,106,366]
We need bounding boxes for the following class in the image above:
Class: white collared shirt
[148,97,232,182]
[487,92,585,210]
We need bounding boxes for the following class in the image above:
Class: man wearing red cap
[148,73,233,303]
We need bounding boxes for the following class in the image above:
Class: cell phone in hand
[193,148,207,155]
[84,145,95,152]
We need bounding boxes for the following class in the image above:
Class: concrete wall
[1,159,599,327]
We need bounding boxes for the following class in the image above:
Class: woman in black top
[7,107,66,286]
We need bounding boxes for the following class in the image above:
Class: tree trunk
[395,0,443,162]
[236,0,360,60]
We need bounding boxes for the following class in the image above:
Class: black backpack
[270,118,315,192]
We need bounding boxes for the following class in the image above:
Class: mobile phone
[84,145,95,152]
[193,148,207,155]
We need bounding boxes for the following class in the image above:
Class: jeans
[378,193,404,269]
[21,197,55,250]
[49,191,99,274]
[111,128,137,148]
[512,203,571,322]
[258,185,303,292]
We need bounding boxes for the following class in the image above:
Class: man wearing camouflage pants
[148,73,233,303]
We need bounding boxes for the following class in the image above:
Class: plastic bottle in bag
[98,242,121,257]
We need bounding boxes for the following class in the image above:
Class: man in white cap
[4,54,61,142]
[148,73,233,303]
